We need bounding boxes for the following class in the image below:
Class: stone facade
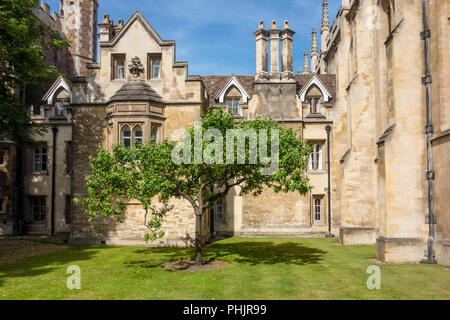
[321,0,449,266]
[1,0,448,267]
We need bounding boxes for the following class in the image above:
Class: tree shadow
[126,240,326,269]
[207,241,326,266]
[0,245,111,287]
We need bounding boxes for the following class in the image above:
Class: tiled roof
[201,75,254,105]
[201,74,336,106]
[110,79,164,103]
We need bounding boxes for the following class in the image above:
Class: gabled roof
[100,11,175,47]
[109,79,164,103]
[214,74,252,104]
[201,74,336,106]
[41,76,73,105]
[298,74,334,102]
[201,75,255,105]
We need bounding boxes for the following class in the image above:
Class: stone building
[317,0,449,266]
[0,0,448,267]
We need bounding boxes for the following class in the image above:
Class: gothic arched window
[121,126,131,147]
[133,126,143,145]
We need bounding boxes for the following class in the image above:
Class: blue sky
[44,0,341,75]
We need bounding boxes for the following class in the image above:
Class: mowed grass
[0,238,449,300]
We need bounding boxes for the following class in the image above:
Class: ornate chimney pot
[259,20,265,30]
[272,20,277,30]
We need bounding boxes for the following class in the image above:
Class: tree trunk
[195,213,202,265]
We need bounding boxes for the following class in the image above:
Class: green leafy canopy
[75,109,313,243]
[0,0,70,147]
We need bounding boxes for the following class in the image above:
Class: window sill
[313,222,326,226]
[308,170,326,174]
[31,172,48,176]
[305,113,326,119]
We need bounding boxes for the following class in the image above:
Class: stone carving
[129,56,145,78]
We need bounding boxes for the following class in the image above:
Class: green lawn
[0,238,449,300]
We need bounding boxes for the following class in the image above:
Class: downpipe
[421,0,436,264]
[51,127,58,236]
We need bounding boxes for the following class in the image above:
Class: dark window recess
[66,141,72,175]
[65,195,72,224]
[32,197,46,223]
[314,198,321,221]
[0,151,4,165]
[33,105,41,115]
[0,199,4,213]
[33,144,48,173]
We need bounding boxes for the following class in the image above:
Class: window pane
[151,126,158,143]
[308,146,314,171]
[122,126,131,147]
[117,62,125,79]
[314,199,321,221]
[227,100,233,114]
[32,198,46,222]
[133,126,143,145]
[234,100,239,114]
[316,145,322,171]
[57,101,64,115]
[34,148,40,172]
[153,60,161,78]
[41,147,47,172]
[216,199,223,221]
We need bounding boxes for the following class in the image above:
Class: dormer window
[112,54,126,80]
[148,53,162,79]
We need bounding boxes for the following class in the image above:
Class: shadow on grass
[0,246,113,287]
[126,240,326,269]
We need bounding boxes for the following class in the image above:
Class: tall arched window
[121,126,131,147]
[133,126,143,145]
[151,125,159,143]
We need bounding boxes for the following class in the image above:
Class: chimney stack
[281,20,295,80]
[99,14,115,42]
[42,1,50,14]
[254,20,269,80]
[269,20,281,79]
